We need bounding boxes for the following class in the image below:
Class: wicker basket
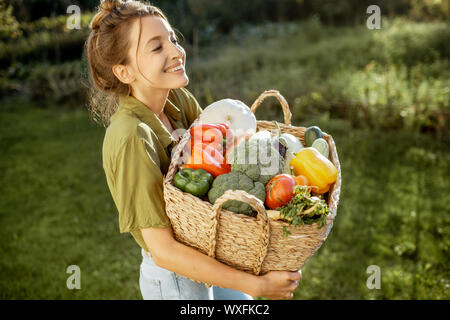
[163,90,341,278]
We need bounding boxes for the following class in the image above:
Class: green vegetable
[312,138,329,158]
[208,171,266,217]
[277,185,329,237]
[173,168,213,198]
[227,135,285,185]
[305,126,323,147]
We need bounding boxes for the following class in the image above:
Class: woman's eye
[151,37,178,52]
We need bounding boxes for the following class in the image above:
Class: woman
[85,0,301,300]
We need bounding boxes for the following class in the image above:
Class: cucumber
[312,138,329,158]
[305,126,323,147]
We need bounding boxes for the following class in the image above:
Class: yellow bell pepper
[289,147,338,194]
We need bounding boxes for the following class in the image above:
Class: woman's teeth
[166,65,183,73]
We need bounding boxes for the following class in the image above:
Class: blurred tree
[408,0,450,21]
[4,0,449,27]
[4,0,96,22]
[0,0,22,40]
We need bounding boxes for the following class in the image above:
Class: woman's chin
[172,75,189,88]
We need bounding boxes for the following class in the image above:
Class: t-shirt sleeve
[178,87,203,127]
[109,134,171,233]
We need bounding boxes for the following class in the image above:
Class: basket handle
[250,90,292,126]
[325,134,341,221]
[210,190,270,275]
[164,119,200,183]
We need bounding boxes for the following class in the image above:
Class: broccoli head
[227,139,284,185]
[208,171,266,217]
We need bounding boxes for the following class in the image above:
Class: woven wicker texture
[163,90,341,280]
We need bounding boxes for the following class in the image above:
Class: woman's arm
[141,227,301,299]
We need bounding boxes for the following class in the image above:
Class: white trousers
[139,249,253,300]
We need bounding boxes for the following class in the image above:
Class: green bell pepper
[173,168,213,197]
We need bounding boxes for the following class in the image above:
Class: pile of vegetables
[173,98,338,229]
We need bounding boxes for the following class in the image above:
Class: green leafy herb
[277,185,330,238]
[282,226,292,237]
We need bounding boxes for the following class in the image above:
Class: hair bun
[91,0,123,31]
[100,0,123,14]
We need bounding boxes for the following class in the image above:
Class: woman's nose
[169,42,185,62]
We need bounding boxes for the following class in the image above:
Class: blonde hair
[84,0,169,126]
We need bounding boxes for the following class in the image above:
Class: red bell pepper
[209,122,231,139]
[195,122,230,137]
[185,137,223,157]
[184,142,231,178]
[188,123,233,156]
[190,125,223,144]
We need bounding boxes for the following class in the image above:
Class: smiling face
[124,15,188,94]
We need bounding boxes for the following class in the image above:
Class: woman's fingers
[288,270,302,281]
[261,270,303,299]
[290,282,298,291]
[286,272,301,299]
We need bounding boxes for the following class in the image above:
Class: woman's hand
[257,270,302,300]
[141,227,302,299]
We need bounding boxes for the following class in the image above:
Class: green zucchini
[312,138,329,158]
[305,126,323,147]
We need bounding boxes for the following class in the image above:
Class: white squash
[283,134,304,174]
[272,121,303,174]
[199,99,257,136]
[281,132,304,154]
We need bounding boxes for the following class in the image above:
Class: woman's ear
[112,64,135,84]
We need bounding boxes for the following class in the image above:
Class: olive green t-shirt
[102,87,202,252]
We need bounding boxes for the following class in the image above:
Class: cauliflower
[208,171,266,217]
[226,136,285,185]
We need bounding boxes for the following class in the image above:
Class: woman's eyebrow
[145,31,175,45]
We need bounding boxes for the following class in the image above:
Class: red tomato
[265,174,297,210]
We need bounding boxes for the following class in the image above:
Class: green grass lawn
[297,116,449,300]
[0,99,448,299]
[0,101,140,299]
